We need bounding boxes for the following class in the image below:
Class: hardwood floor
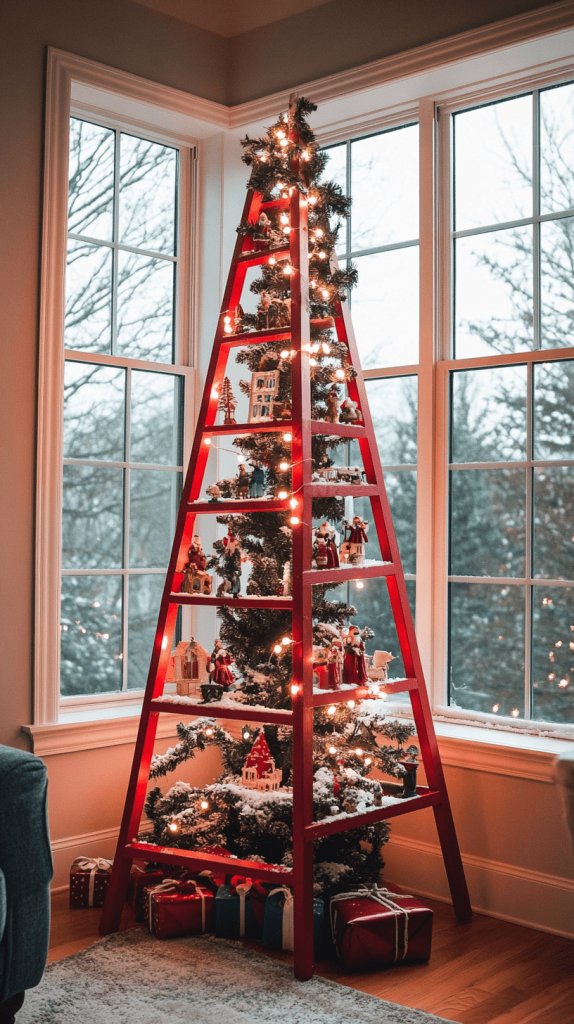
[48,890,574,1024]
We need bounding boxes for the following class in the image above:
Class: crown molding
[229,0,574,128]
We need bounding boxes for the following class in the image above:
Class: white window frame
[37,50,204,726]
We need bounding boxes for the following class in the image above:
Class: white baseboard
[50,825,121,891]
[384,834,574,939]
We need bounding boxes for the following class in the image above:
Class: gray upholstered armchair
[0,746,53,1023]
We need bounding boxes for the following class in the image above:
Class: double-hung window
[59,115,192,712]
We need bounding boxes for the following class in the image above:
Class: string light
[548,673,555,680]
[315,228,323,237]
[92,601,100,608]
[161,636,168,650]
[280,213,289,224]
[290,350,296,358]
[559,678,570,688]
[318,251,326,259]
[291,684,299,695]
[365,757,372,766]
[491,704,500,712]
[289,498,298,509]
[308,195,318,205]
[556,640,563,647]
[309,358,317,366]
[268,256,276,265]
[282,636,291,645]
[283,264,293,275]
[302,149,310,160]
[311,343,320,353]
[328,705,336,715]
[310,279,317,288]
[237,454,245,463]
[280,350,290,358]
[200,800,209,810]
[283,432,292,441]
[243,730,250,740]
[274,644,282,654]
[203,437,211,446]
[321,289,329,299]
[322,343,330,354]
[283,226,290,234]
[335,368,346,379]
[169,822,178,832]
[276,130,286,139]
[290,516,300,525]
[511,708,520,718]
[347,700,355,708]
[329,745,337,754]
[211,388,219,399]
[279,461,290,471]
[355,748,363,756]
[205,727,213,736]
[278,490,288,499]
[355,580,364,589]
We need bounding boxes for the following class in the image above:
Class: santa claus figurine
[342,626,368,685]
[210,639,235,690]
[324,387,341,424]
[327,639,343,690]
[340,516,368,564]
[314,522,339,569]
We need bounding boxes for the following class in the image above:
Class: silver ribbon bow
[268,886,294,951]
[330,885,417,963]
[71,857,112,907]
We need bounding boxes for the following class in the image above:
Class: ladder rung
[312,678,417,707]
[151,698,293,725]
[221,317,337,349]
[304,791,442,840]
[310,421,366,438]
[304,562,394,586]
[260,197,290,211]
[170,593,293,609]
[237,245,289,266]
[187,499,289,514]
[309,483,378,497]
[125,842,294,885]
[203,421,295,436]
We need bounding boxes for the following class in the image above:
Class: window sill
[22,708,189,757]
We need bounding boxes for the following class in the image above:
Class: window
[59,117,189,705]
[323,127,419,678]
[448,83,574,726]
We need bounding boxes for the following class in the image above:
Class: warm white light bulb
[315,228,323,237]
[365,757,372,765]
[335,368,345,380]
[278,490,288,500]
[282,636,291,645]
[318,251,326,259]
[347,700,355,708]
[237,454,245,463]
[280,350,289,358]
[355,748,363,756]
[268,256,276,265]
[205,728,213,736]
[161,636,168,650]
[276,130,285,139]
[311,343,320,353]
[279,461,290,471]
[355,580,364,589]
[283,432,292,441]
[291,683,299,695]
[290,516,300,525]
[329,745,337,754]
[322,343,330,354]
[280,213,289,224]
[511,708,520,717]
[290,498,298,509]
[211,388,219,399]
[328,705,336,715]
[274,644,282,654]
[283,264,293,275]
[321,289,329,299]
[309,358,317,366]
[308,195,317,205]
[201,800,209,810]
[204,437,211,446]
[169,822,178,832]
[243,731,250,740]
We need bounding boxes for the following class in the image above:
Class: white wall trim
[385,833,574,939]
[51,824,120,854]
[24,713,184,756]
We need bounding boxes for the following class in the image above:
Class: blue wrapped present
[262,886,325,955]
[215,878,269,940]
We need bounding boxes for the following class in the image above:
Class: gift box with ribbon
[262,886,326,956]
[215,876,269,940]
[144,878,215,939]
[127,865,165,921]
[69,857,113,909]
[330,884,433,971]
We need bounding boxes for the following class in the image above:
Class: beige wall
[1,0,573,935]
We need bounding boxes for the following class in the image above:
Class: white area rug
[20,930,457,1024]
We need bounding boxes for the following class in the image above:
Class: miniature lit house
[166,638,211,696]
[249,370,279,422]
[241,734,283,791]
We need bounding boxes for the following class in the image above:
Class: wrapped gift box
[330,884,432,971]
[145,879,215,939]
[263,886,325,957]
[215,877,269,940]
[127,866,165,921]
[69,857,113,909]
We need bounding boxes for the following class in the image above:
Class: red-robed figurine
[342,626,368,685]
[314,522,339,569]
[210,639,235,690]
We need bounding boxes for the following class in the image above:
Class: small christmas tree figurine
[241,733,283,791]
[218,377,237,425]
[216,522,242,598]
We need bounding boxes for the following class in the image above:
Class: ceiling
[132,0,334,37]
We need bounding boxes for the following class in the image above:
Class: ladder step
[237,245,289,267]
[125,842,294,884]
[170,593,293,609]
[188,499,289,514]
[151,698,293,725]
[221,317,336,348]
[309,483,378,497]
[310,421,366,438]
[304,791,442,840]
[304,561,394,585]
[312,678,417,707]
[260,197,290,211]
[203,421,295,436]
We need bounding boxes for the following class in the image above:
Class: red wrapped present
[127,865,165,921]
[69,857,113,908]
[192,844,231,891]
[144,879,215,939]
[330,884,432,971]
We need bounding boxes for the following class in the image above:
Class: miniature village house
[241,734,283,791]
[249,370,279,422]
[166,638,211,696]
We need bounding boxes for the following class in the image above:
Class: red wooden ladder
[100,115,471,980]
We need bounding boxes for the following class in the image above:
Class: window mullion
[525,363,534,720]
[533,90,541,351]
[111,128,121,356]
[122,366,131,691]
